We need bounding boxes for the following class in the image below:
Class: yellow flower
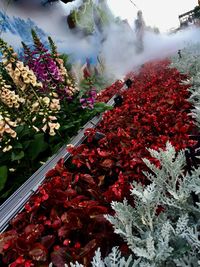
[48,122,60,136]
[49,99,60,111]
[37,82,43,88]
[31,80,37,87]
[19,97,25,103]
[52,92,58,98]
[21,70,28,77]
[42,97,50,106]
[10,58,16,63]
[14,68,21,77]
[31,102,40,112]
[5,119,17,127]
[5,63,12,72]
[23,77,31,84]
[10,130,17,138]
[13,75,20,83]
[28,69,35,76]
[49,129,56,136]
[4,84,12,89]
[54,122,60,130]
[20,84,27,91]
[16,61,24,71]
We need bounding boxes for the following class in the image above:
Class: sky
[107,0,198,32]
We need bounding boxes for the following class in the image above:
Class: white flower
[3,145,12,152]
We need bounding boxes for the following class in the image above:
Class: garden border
[0,87,125,232]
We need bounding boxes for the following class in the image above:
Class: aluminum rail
[0,91,121,233]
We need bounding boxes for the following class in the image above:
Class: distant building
[179,9,195,28]
[178,4,200,29]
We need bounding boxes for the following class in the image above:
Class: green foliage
[59,53,72,71]
[48,35,58,56]
[0,166,8,192]
[27,133,48,161]
[11,150,25,161]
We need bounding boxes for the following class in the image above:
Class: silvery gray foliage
[170,43,200,76]
[105,142,200,267]
[68,247,134,267]
[170,43,200,129]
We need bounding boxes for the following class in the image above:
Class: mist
[1,0,200,80]
[100,25,200,79]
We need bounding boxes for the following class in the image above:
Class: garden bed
[0,54,198,266]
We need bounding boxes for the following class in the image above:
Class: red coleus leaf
[29,243,48,261]
[24,224,44,243]
[86,188,106,202]
[9,256,33,267]
[0,230,17,253]
[58,225,70,239]
[10,212,28,230]
[41,235,56,250]
[78,239,97,258]
[97,148,111,157]
[59,211,83,230]
[64,195,88,208]
[97,175,105,186]
[51,247,67,267]
[100,159,115,168]
[64,185,77,198]
[16,237,31,253]
[88,205,109,216]
[80,174,95,185]
[45,168,59,179]
[55,158,65,174]
[78,200,100,208]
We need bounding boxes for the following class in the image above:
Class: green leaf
[15,125,32,138]
[13,143,23,149]
[93,102,113,113]
[27,133,48,161]
[23,140,31,150]
[11,151,25,161]
[0,165,8,192]
[61,122,76,130]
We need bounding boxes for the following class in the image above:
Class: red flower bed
[0,60,196,267]
[96,80,124,102]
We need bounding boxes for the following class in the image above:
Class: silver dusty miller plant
[50,247,133,267]
[104,142,200,267]
[170,43,200,129]
[64,142,200,267]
